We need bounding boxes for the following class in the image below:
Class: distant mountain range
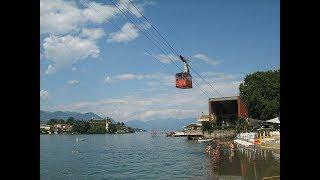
[40,110,102,123]
[125,118,197,132]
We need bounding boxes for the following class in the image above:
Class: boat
[76,138,85,142]
[198,137,212,142]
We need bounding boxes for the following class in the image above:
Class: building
[197,114,210,123]
[40,124,51,131]
[52,124,72,133]
[184,123,202,131]
[209,96,248,125]
[106,120,112,131]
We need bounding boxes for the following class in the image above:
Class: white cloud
[45,64,56,75]
[119,0,143,18]
[105,72,165,83]
[104,76,112,83]
[117,73,138,80]
[193,54,221,66]
[40,0,120,34]
[40,0,154,75]
[40,0,152,36]
[53,77,240,121]
[152,54,179,64]
[68,80,80,85]
[40,0,151,35]
[46,70,242,120]
[40,0,85,34]
[43,35,99,72]
[40,90,49,100]
[80,28,105,40]
[108,23,140,43]
[82,1,118,24]
[53,91,206,121]
[137,109,198,120]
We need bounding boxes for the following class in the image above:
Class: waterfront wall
[203,130,236,139]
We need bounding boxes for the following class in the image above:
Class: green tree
[127,127,135,133]
[239,69,280,120]
[108,124,117,133]
[87,125,107,134]
[47,119,56,125]
[72,120,90,134]
[66,117,75,125]
[47,119,65,125]
[202,122,213,133]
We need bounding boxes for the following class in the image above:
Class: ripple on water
[41,133,279,179]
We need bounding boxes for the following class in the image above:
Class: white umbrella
[266,117,280,124]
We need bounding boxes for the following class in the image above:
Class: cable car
[175,55,192,89]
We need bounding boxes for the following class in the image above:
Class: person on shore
[229,142,235,151]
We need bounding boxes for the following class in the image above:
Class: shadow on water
[206,141,280,180]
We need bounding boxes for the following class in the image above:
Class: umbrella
[266,117,280,124]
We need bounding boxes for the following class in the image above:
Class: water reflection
[206,142,280,180]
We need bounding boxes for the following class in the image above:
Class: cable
[116,0,175,62]
[189,66,224,97]
[125,0,226,98]
[111,0,184,70]
[111,0,214,98]
[80,0,122,31]
[144,49,210,98]
[85,0,216,99]
[128,0,180,56]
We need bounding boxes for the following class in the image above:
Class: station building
[208,96,249,125]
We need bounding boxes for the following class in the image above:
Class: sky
[40,0,280,122]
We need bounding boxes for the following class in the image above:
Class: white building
[40,124,51,130]
[106,120,112,131]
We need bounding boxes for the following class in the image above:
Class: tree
[72,120,90,134]
[47,119,65,125]
[47,119,57,125]
[127,127,135,133]
[87,125,107,134]
[202,122,213,133]
[108,124,117,133]
[239,69,280,120]
[66,117,75,125]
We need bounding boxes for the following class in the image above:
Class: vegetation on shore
[239,69,280,120]
[43,117,135,134]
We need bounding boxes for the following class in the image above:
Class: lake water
[40,132,280,180]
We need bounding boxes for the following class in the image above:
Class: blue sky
[40,0,279,121]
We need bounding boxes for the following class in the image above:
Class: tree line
[46,117,135,134]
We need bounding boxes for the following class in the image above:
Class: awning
[266,117,280,124]
[247,118,267,126]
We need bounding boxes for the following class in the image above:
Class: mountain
[125,118,197,131]
[40,110,102,123]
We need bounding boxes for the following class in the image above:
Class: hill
[125,118,197,131]
[40,110,102,123]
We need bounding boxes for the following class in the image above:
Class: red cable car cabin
[175,72,192,89]
[175,55,193,89]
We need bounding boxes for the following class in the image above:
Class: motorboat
[198,137,212,142]
[76,138,85,142]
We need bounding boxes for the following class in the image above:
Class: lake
[40,132,280,180]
